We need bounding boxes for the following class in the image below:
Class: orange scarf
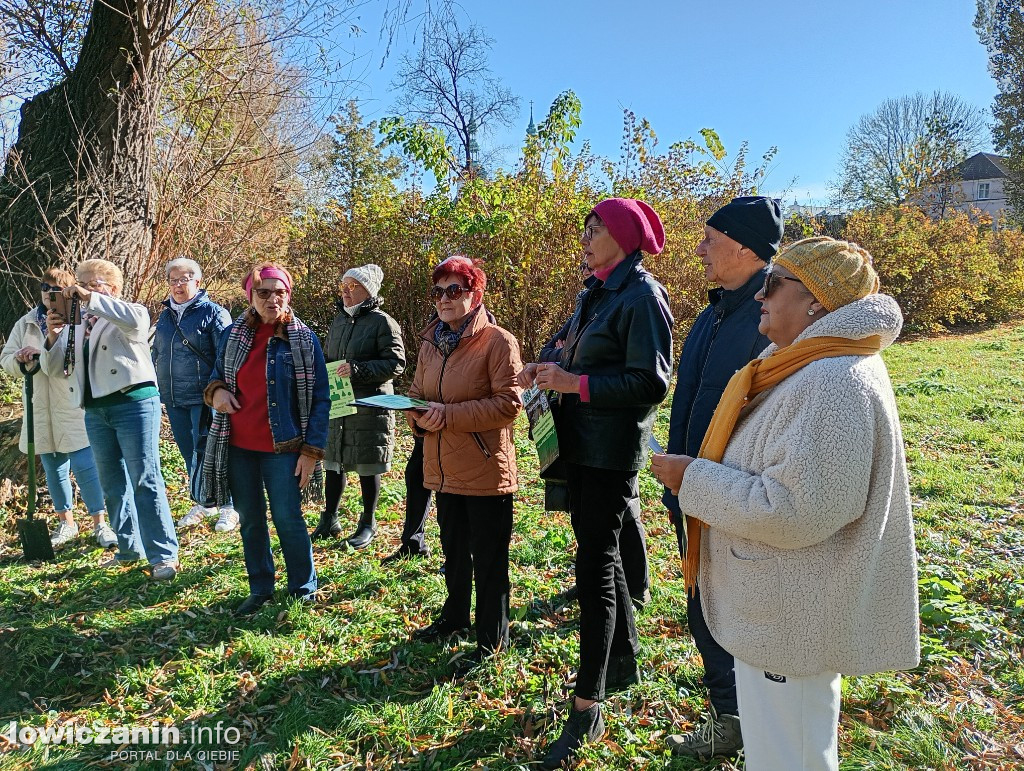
[682,335,882,593]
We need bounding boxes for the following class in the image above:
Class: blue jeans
[85,396,179,565]
[38,446,106,514]
[165,403,232,508]
[227,447,317,597]
[165,404,205,478]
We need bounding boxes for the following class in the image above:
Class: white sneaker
[50,521,80,547]
[94,523,117,549]
[214,506,240,532]
[176,504,216,529]
[151,561,180,581]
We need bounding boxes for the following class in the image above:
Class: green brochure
[350,394,431,411]
[523,384,559,474]
[326,360,357,419]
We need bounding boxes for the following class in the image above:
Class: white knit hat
[342,263,384,298]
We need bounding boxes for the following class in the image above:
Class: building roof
[953,152,1010,181]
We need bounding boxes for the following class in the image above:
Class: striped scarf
[200,311,320,506]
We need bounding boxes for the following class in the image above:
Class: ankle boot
[310,511,342,541]
[346,512,377,550]
[541,702,604,769]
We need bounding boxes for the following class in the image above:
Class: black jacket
[539,276,597,363]
[662,267,770,516]
[554,251,674,471]
[324,297,406,468]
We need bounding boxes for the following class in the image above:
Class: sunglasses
[40,282,65,292]
[254,288,288,300]
[429,284,469,302]
[762,270,803,298]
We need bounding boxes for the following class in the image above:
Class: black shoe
[630,587,652,613]
[412,617,471,642]
[234,594,272,617]
[551,584,579,608]
[450,648,486,678]
[541,702,605,770]
[605,654,640,693]
[310,511,342,541]
[345,514,377,550]
[381,545,429,565]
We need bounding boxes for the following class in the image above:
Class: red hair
[432,256,486,293]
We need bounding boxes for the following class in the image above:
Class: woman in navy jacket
[151,256,235,531]
[202,263,330,616]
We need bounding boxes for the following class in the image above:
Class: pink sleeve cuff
[578,374,590,402]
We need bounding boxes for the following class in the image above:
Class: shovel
[16,357,55,561]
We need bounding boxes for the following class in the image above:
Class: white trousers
[734,659,841,771]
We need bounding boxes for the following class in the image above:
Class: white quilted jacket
[678,293,920,677]
[1,311,91,454]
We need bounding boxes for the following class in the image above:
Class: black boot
[310,511,342,541]
[605,654,640,693]
[346,512,377,550]
[541,702,604,769]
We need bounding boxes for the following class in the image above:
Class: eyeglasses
[168,275,196,287]
[40,282,65,292]
[582,224,605,241]
[84,279,109,290]
[429,284,468,302]
[340,282,363,292]
[254,288,288,300]
[762,270,803,298]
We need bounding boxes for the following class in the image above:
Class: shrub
[978,227,1024,322]
[844,206,999,331]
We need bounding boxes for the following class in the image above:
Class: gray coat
[324,298,406,468]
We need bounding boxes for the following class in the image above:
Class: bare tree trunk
[0,0,170,335]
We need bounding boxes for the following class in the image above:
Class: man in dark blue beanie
[658,195,783,760]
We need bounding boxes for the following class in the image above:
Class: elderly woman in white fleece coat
[651,237,919,771]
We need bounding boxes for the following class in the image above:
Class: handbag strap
[62,295,78,377]
[170,308,215,369]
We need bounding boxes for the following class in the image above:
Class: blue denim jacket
[208,318,331,455]
[152,291,232,406]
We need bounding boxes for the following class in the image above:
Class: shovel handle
[19,355,40,377]
[19,354,39,518]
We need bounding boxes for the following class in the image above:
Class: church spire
[526,100,538,137]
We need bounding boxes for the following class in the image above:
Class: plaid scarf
[200,311,320,506]
[433,304,481,358]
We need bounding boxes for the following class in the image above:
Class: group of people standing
[3,194,921,770]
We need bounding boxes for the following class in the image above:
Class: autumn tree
[391,16,519,178]
[976,0,1024,222]
[834,91,986,209]
[0,0,447,334]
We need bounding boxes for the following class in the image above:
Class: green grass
[1,323,1023,769]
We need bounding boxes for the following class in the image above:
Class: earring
[807,308,816,316]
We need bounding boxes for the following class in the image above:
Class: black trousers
[400,436,433,554]
[671,511,738,716]
[436,491,514,653]
[619,477,649,599]
[567,462,638,701]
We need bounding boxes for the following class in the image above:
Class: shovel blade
[17,517,55,561]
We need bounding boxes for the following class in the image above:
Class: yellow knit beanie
[774,237,880,312]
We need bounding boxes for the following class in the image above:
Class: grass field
[0,322,1022,770]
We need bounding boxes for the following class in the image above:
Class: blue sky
[336,0,997,206]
